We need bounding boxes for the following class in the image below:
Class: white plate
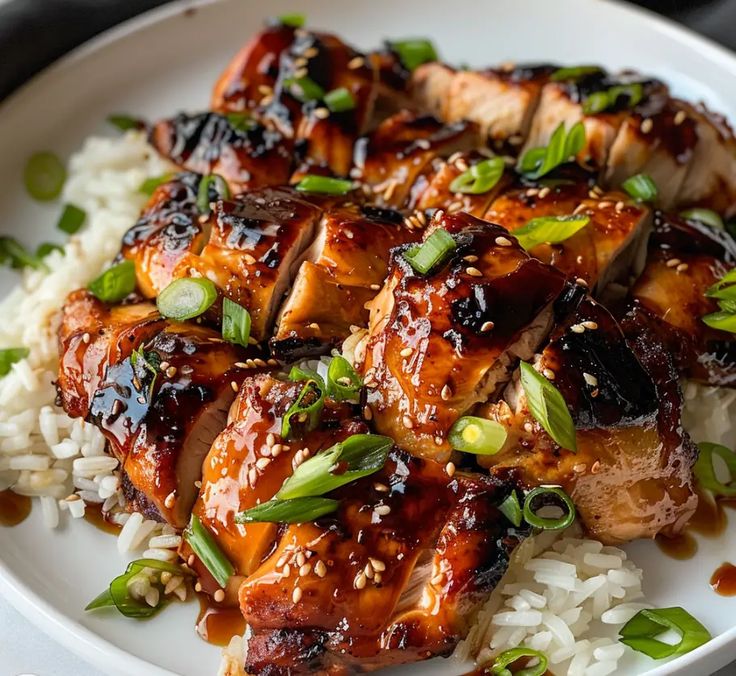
[0,0,735,674]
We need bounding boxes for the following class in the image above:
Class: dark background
[0,0,735,102]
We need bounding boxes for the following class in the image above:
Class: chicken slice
[272,204,418,360]
[353,110,480,208]
[87,322,250,527]
[363,210,568,461]
[625,210,736,385]
[478,295,698,544]
[411,63,555,150]
[148,112,293,194]
[119,172,209,298]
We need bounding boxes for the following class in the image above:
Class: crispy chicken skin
[273,204,418,360]
[362,211,567,461]
[626,211,736,385]
[193,374,518,674]
[479,295,698,544]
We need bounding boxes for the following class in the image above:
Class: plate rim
[0,0,735,674]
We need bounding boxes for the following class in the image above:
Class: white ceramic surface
[0,1,735,674]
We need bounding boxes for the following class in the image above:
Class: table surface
[1,1,736,675]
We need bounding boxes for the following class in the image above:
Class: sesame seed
[187,555,195,566]
[308,322,320,330]
[164,491,176,509]
[304,46,318,58]
[314,560,327,577]
[400,347,413,357]
[276,554,288,568]
[576,277,589,287]
[293,67,308,79]
[231,381,239,392]
[370,283,381,290]
[383,179,397,202]
[526,188,539,197]
[666,258,681,268]
[581,321,598,330]
[495,236,513,247]
[402,415,414,429]
[243,253,256,265]
[299,563,312,577]
[364,563,374,579]
[640,118,653,134]
[480,321,495,333]
[213,589,225,603]
[195,582,202,593]
[314,107,329,119]
[542,368,555,380]
[268,358,280,366]
[538,187,551,199]
[260,94,274,107]
[374,572,383,584]
[369,557,386,572]
[674,110,687,125]
[282,564,291,578]
[348,56,365,69]
[373,482,389,493]
[374,504,391,516]
[441,384,452,401]
[81,332,91,344]
[583,372,598,387]
[434,435,444,446]
[466,266,483,277]
[293,56,308,68]
[570,324,585,334]
[248,467,257,486]
[296,552,306,567]
[463,255,478,262]
[159,360,170,371]
[257,84,273,96]
[292,587,303,603]
[588,190,600,199]
[256,457,271,470]
[447,201,463,213]
[598,201,612,209]
[447,151,463,164]
[455,159,469,172]
[354,572,367,589]
[615,201,625,212]
[363,405,373,421]
[573,463,587,473]
[445,462,456,477]
[676,263,689,273]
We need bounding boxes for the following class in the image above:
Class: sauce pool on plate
[0,489,31,527]
[711,562,736,597]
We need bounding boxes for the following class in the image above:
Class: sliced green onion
[404,228,456,274]
[277,433,392,500]
[522,486,576,530]
[281,379,325,439]
[156,278,217,320]
[226,111,257,132]
[0,236,47,271]
[236,497,338,524]
[0,347,29,377]
[680,208,724,230]
[86,558,185,618]
[107,114,144,132]
[490,646,549,676]
[197,173,230,214]
[448,416,507,455]
[285,76,325,102]
[622,173,658,202]
[139,174,173,196]
[706,268,736,297]
[57,203,86,234]
[326,355,362,400]
[519,362,577,452]
[619,607,711,659]
[88,260,136,303]
[694,442,736,497]
[221,297,251,348]
[184,514,234,588]
[702,310,736,333]
[513,214,590,251]
[295,175,353,195]
[36,242,64,259]
[498,492,523,527]
[518,122,585,179]
[24,152,66,201]
[289,364,324,388]
[389,38,438,71]
[324,87,356,113]
[277,13,305,28]
[130,347,160,400]
[550,65,603,82]
[449,157,505,195]
[582,83,644,115]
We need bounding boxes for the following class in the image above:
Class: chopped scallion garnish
[277,13,305,28]
[448,416,507,455]
[107,114,144,132]
[0,347,29,377]
[221,297,251,348]
[694,442,736,497]
[518,122,585,179]
[522,486,576,530]
[582,83,643,114]
[389,38,438,71]
[490,646,548,676]
[513,214,590,251]
[498,492,523,527]
[324,87,356,113]
[702,267,736,332]
[184,514,234,588]
[702,310,736,333]
[326,355,362,400]
[619,607,711,659]
[404,228,456,274]
[449,157,505,195]
[24,152,66,201]
[236,496,339,524]
[36,242,64,259]
[277,433,392,500]
[680,208,724,230]
[622,173,658,202]
[281,379,325,439]
[550,65,603,82]
[295,175,353,195]
[139,174,173,196]
[285,76,325,102]
[87,260,136,303]
[197,173,230,214]
[156,278,218,321]
[57,203,86,234]
[289,364,324,388]
[519,361,577,452]
[226,111,257,132]
[0,236,48,271]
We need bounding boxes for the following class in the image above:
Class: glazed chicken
[55,17,736,675]
[194,374,520,674]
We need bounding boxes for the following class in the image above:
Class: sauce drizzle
[0,490,31,527]
[710,563,736,597]
[197,596,246,647]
